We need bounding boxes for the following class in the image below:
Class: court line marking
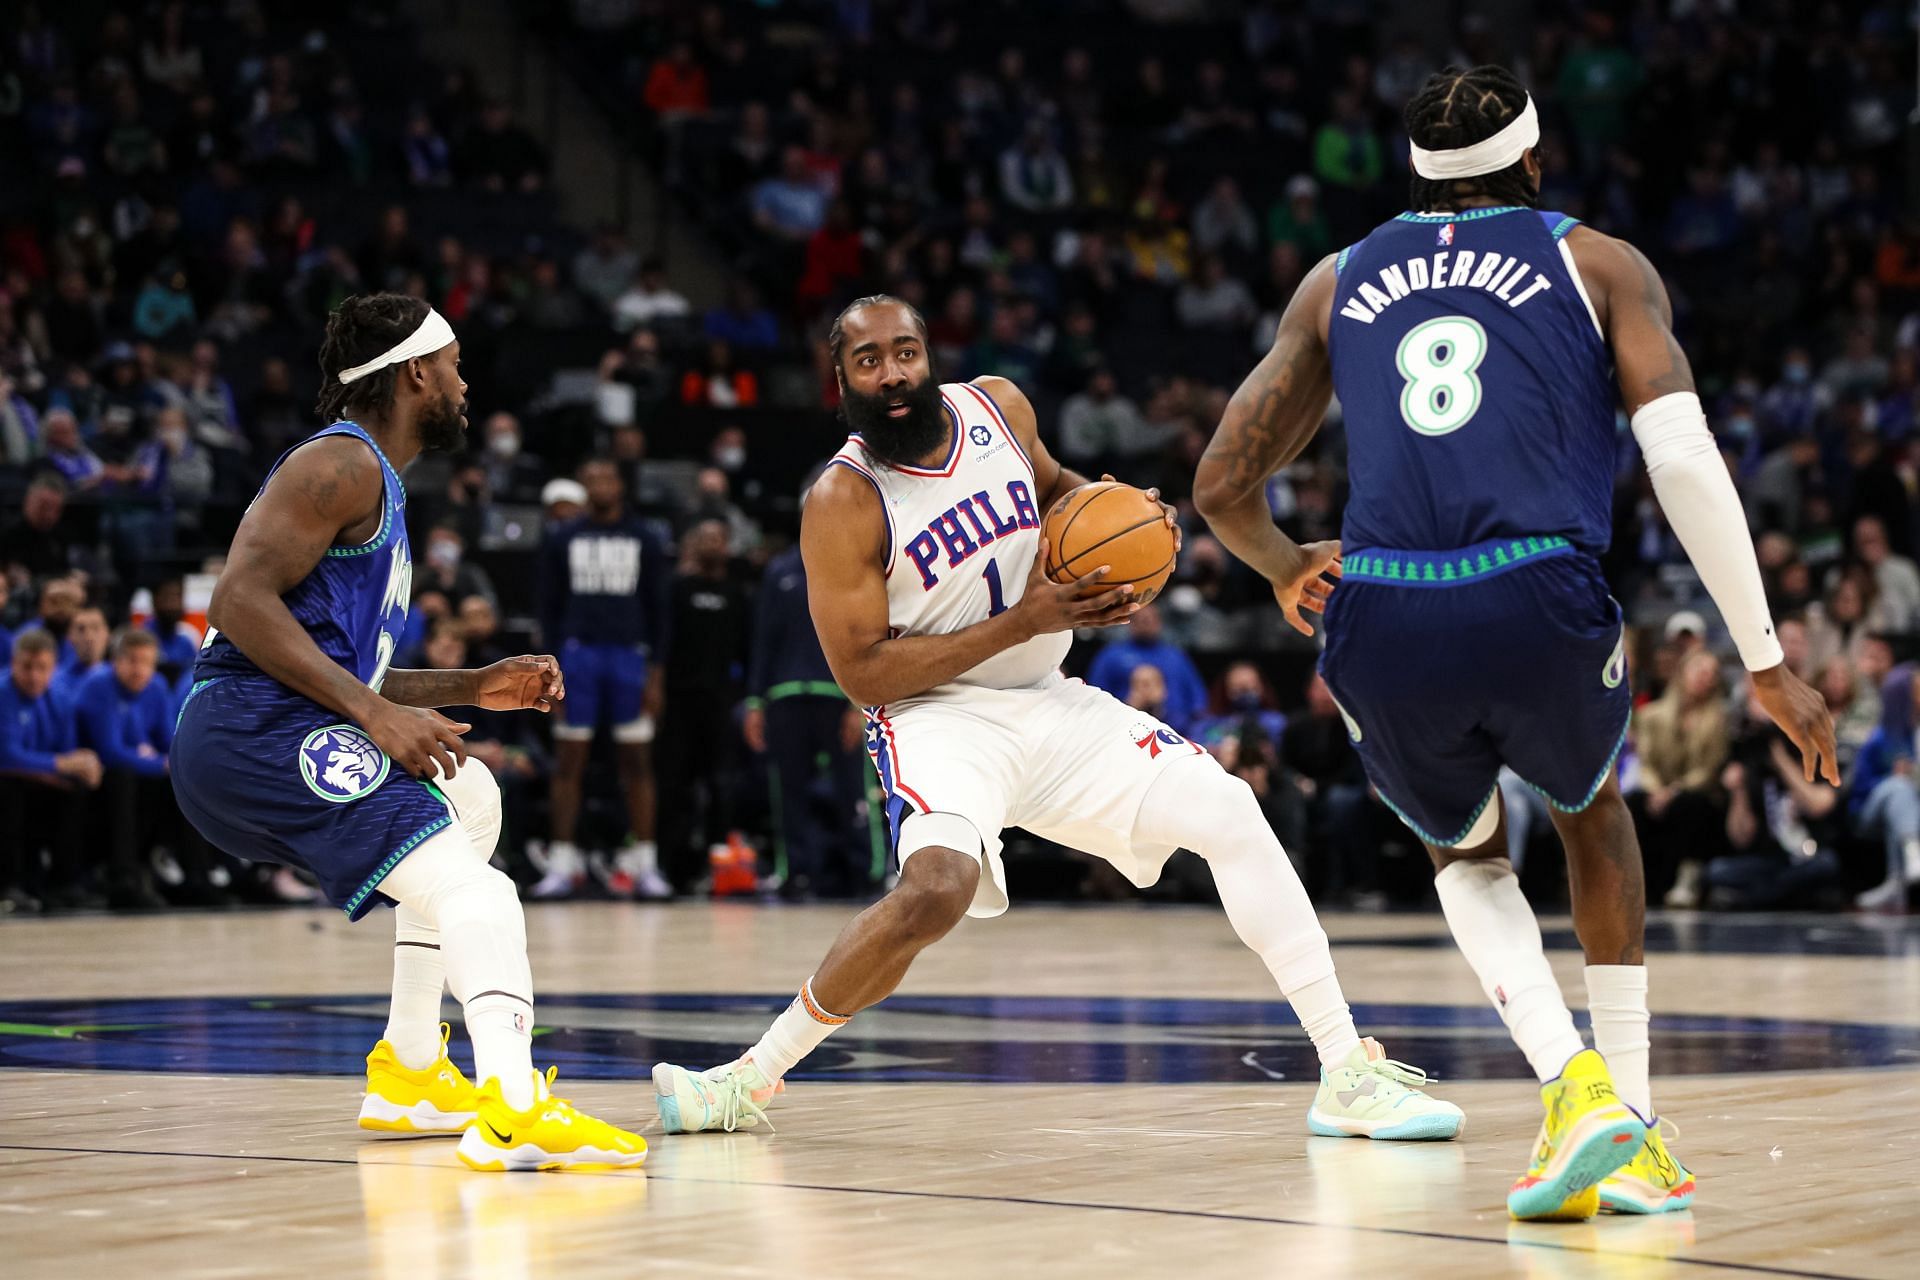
[0,1143,1870,1280]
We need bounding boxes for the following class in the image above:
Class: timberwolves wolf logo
[299,725,391,803]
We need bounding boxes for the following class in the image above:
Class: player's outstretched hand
[1016,538,1139,634]
[1750,663,1841,785]
[474,654,566,713]
[1271,539,1343,636]
[367,702,471,780]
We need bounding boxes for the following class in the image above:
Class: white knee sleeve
[379,827,531,1005]
[1136,762,1334,992]
[432,757,503,859]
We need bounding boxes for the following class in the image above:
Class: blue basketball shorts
[171,674,455,920]
[1318,537,1630,847]
[555,641,651,742]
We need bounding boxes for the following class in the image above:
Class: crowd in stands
[3,1,1919,914]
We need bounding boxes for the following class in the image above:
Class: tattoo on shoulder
[1213,333,1322,491]
[1628,245,1695,398]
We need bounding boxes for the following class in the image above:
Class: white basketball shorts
[863,673,1217,918]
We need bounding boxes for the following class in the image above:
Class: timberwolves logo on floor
[299,725,390,803]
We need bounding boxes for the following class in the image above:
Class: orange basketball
[1041,480,1177,605]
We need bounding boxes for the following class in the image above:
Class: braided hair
[313,293,432,424]
[827,294,928,373]
[1404,64,1539,213]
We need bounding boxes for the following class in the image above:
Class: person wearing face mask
[415,522,498,612]
[156,405,214,509]
[479,411,544,504]
[1196,662,1287,757]
[1761,348,1829,438]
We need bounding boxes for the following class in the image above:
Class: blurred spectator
[753,147,830,244]
[688,465,761,555]
[416,523,498,610]
[479,412,545,504]
[1191,177,1259,262]
[1084,603,1206,735]
[0,630,102,913]
[655,520,752,889]
[1196,662,1287,757]
[52,604,109,703]
[1176,254,1260,333]
[18,579,84,663]
[1628,649,1731,908]
[612,259,691,333]
[1281,672,1381,906]
[643,41,710,121]
[523,258,589,330]
[403,106,454,188]
[1058,367,1165,473]
[39,407,104,490]
[1848,516,1920,633]
[680,341,759,409]
[1710,685,1844,910]
[597,328,675,426]
[999,123,1074,213]
[704,278,780,352]
[1311,90,1383,194]
[458,100,548,193]
[1846,664,1920,911]
[573,225,640,315]
[155,406,215,510]
[142,576,202,677]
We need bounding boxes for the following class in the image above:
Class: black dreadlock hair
[827,294,929,372]
[1404,64,1539,213]
[314,293,433,424]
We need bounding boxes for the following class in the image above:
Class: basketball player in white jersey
[650,296,1463,1140]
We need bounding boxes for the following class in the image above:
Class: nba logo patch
[1438,223,1455,246]
[298,724,391,803]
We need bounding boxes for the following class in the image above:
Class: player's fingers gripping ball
[1042,481,1178,605]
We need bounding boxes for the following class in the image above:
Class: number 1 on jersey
[983,559,1007,617]
[1396,315,1489,436]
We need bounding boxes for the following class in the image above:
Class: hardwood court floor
[2,904,1916,1279]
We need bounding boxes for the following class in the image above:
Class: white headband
[336,308,457,384]
[1409,95,1539,180]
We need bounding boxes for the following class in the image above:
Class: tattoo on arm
[1624,243,1695,401]
[1204,326,1333,498]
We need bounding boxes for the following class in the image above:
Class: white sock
[745,978,850,1080]
[622,839,659,875]
[379,827,538,1109]
[384,906,446,1070]
[1586,964,1652,1119]
[1435,859,1586,1082]
[1134,766,1362,1067]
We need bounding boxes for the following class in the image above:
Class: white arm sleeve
[1631,392,1785,671]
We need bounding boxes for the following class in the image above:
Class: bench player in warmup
[1194,66,1837,1220]
[171,294,646,1171]
[650,295,1463,1141]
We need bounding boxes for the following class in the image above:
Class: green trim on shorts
[1376,784,1501,849]
[1344,535,1573,588]
[1522,716,1632,814]
[341,813,453,918]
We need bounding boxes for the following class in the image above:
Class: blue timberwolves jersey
[194,421,412,691]
[1328,207,1617,553]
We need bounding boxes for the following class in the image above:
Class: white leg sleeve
[433,757,504,860]
[380,826,536,1107]
[1134,762,1361,1067]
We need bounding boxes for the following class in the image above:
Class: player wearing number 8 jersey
[1196,65,1840,1221]
[650,295,1463,1143]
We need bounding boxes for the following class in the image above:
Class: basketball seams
[1056,513,1171,580]
[1045,482,1130,578]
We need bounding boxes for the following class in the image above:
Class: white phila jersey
[828,381,1070,705]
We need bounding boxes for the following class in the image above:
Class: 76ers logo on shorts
[299,724,391,803]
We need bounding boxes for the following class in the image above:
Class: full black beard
[420,392,468,453]
[842,377,949,468]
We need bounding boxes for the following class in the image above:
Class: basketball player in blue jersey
[1197,66,1839,1221]
[650,294,1464,1142]
[171,294,645,1171]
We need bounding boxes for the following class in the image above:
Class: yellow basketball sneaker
[651,1057,784,1133]
[1307,1038,1465,1140]
[455,1068,649,1171]
[358,1023,480,1134]
[1507,1049,1648,1221]
[1599,1118,1695,1214]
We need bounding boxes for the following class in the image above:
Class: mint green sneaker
[1307,1038,1465,1141]
[652,1058,783,1134]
